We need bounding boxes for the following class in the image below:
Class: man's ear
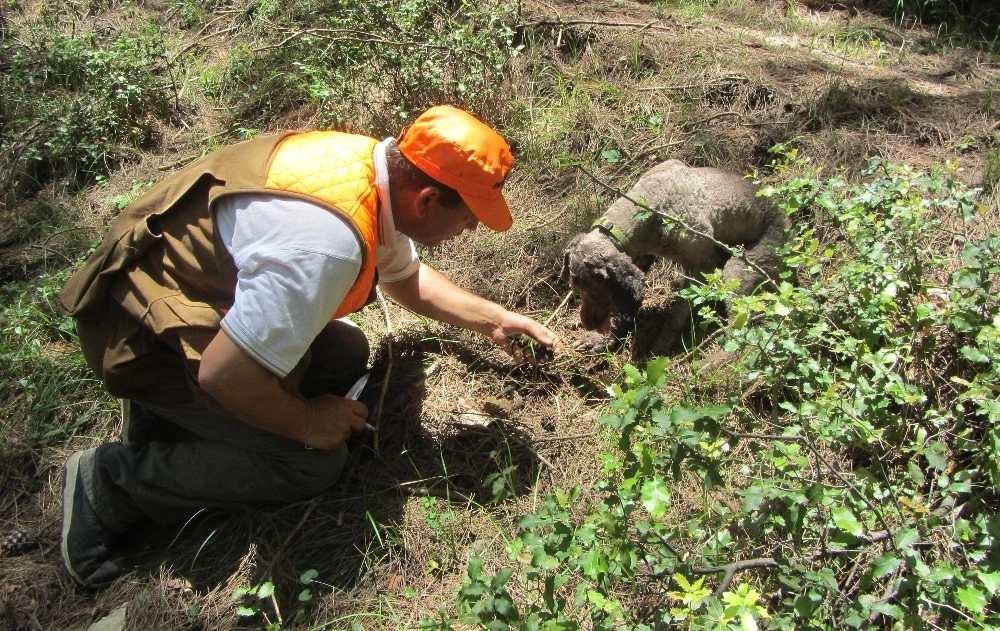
[412,186,440,220]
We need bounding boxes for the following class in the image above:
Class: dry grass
[1,0,998,629]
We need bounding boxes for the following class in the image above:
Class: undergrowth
[0,268,111,449]
[423,153,1000,630]
[2,0,999,629]
[211,0,519,135]
[0,16,179,199]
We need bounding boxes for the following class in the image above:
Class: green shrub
[0,18,180,196]
[212,0,519,134]
[0,269,112,447]
[422,156,1000,630]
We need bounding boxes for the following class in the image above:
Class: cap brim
[462,193,513,232]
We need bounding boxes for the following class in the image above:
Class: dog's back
[633,160,780,247]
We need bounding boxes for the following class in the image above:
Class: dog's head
[561,231,646,333]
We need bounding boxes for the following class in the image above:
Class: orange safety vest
[60,131,382,401]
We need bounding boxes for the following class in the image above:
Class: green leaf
[956,586,987,612]
[467,555,485,580]
[894,527,920,549]
[641,477,671,517]
[872,553,903,579]
[236,606,257,616]
[960,345,990,363]
[257,581,275,599]
[923,441,948,471]
[300,568,319,585]
[927,564,956,582]
[491,568,515,591]
[601,149,621,163]
[298,588,313,602]
[979,571,1000,596]
[869,601,904,619]
[831,506,864,537]
[646,356,669,383]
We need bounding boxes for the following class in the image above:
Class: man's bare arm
[380,262,559,357]
[198,329,367,449]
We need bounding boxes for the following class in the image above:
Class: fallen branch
[520,18,673,33]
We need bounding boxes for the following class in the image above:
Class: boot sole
[61,450,87,586]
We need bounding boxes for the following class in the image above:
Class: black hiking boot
[61,449,127,587]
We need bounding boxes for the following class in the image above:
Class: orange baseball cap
[398,105,514,232]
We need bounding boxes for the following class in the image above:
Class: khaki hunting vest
[59,131,381,401]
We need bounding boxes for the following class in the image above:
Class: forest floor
[1,0,998,629]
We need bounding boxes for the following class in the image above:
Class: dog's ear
[605,256,646,316]
[634,254,656,273]
[560,234,584,283]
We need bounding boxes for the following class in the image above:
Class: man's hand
[381,262,560,365]
[300,394,369,450]
[200,329,368,450]
[492,313,560,364]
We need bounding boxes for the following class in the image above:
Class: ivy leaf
[641,477,671,518]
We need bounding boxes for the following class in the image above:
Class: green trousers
[85,320,370,532]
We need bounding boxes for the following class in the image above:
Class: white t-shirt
[213,139,418,377]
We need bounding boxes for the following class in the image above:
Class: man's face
[412,198,480,247]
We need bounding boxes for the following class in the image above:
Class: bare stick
[371,289,395,455]
[544,291,575,327]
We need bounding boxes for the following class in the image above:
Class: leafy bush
[213,0,519,135]
[421,156,999,630]
[0,17,180,197]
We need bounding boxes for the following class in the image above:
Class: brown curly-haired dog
[561,159,789,354]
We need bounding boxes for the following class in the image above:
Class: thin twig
[574,165,776,283]
[531,432,597,444]
[544,291,574,327]
[372,289,395,456]
[261,499,318,579]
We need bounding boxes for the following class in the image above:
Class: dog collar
[591,217,637,258]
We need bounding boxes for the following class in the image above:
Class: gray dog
[561,159,789,354]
